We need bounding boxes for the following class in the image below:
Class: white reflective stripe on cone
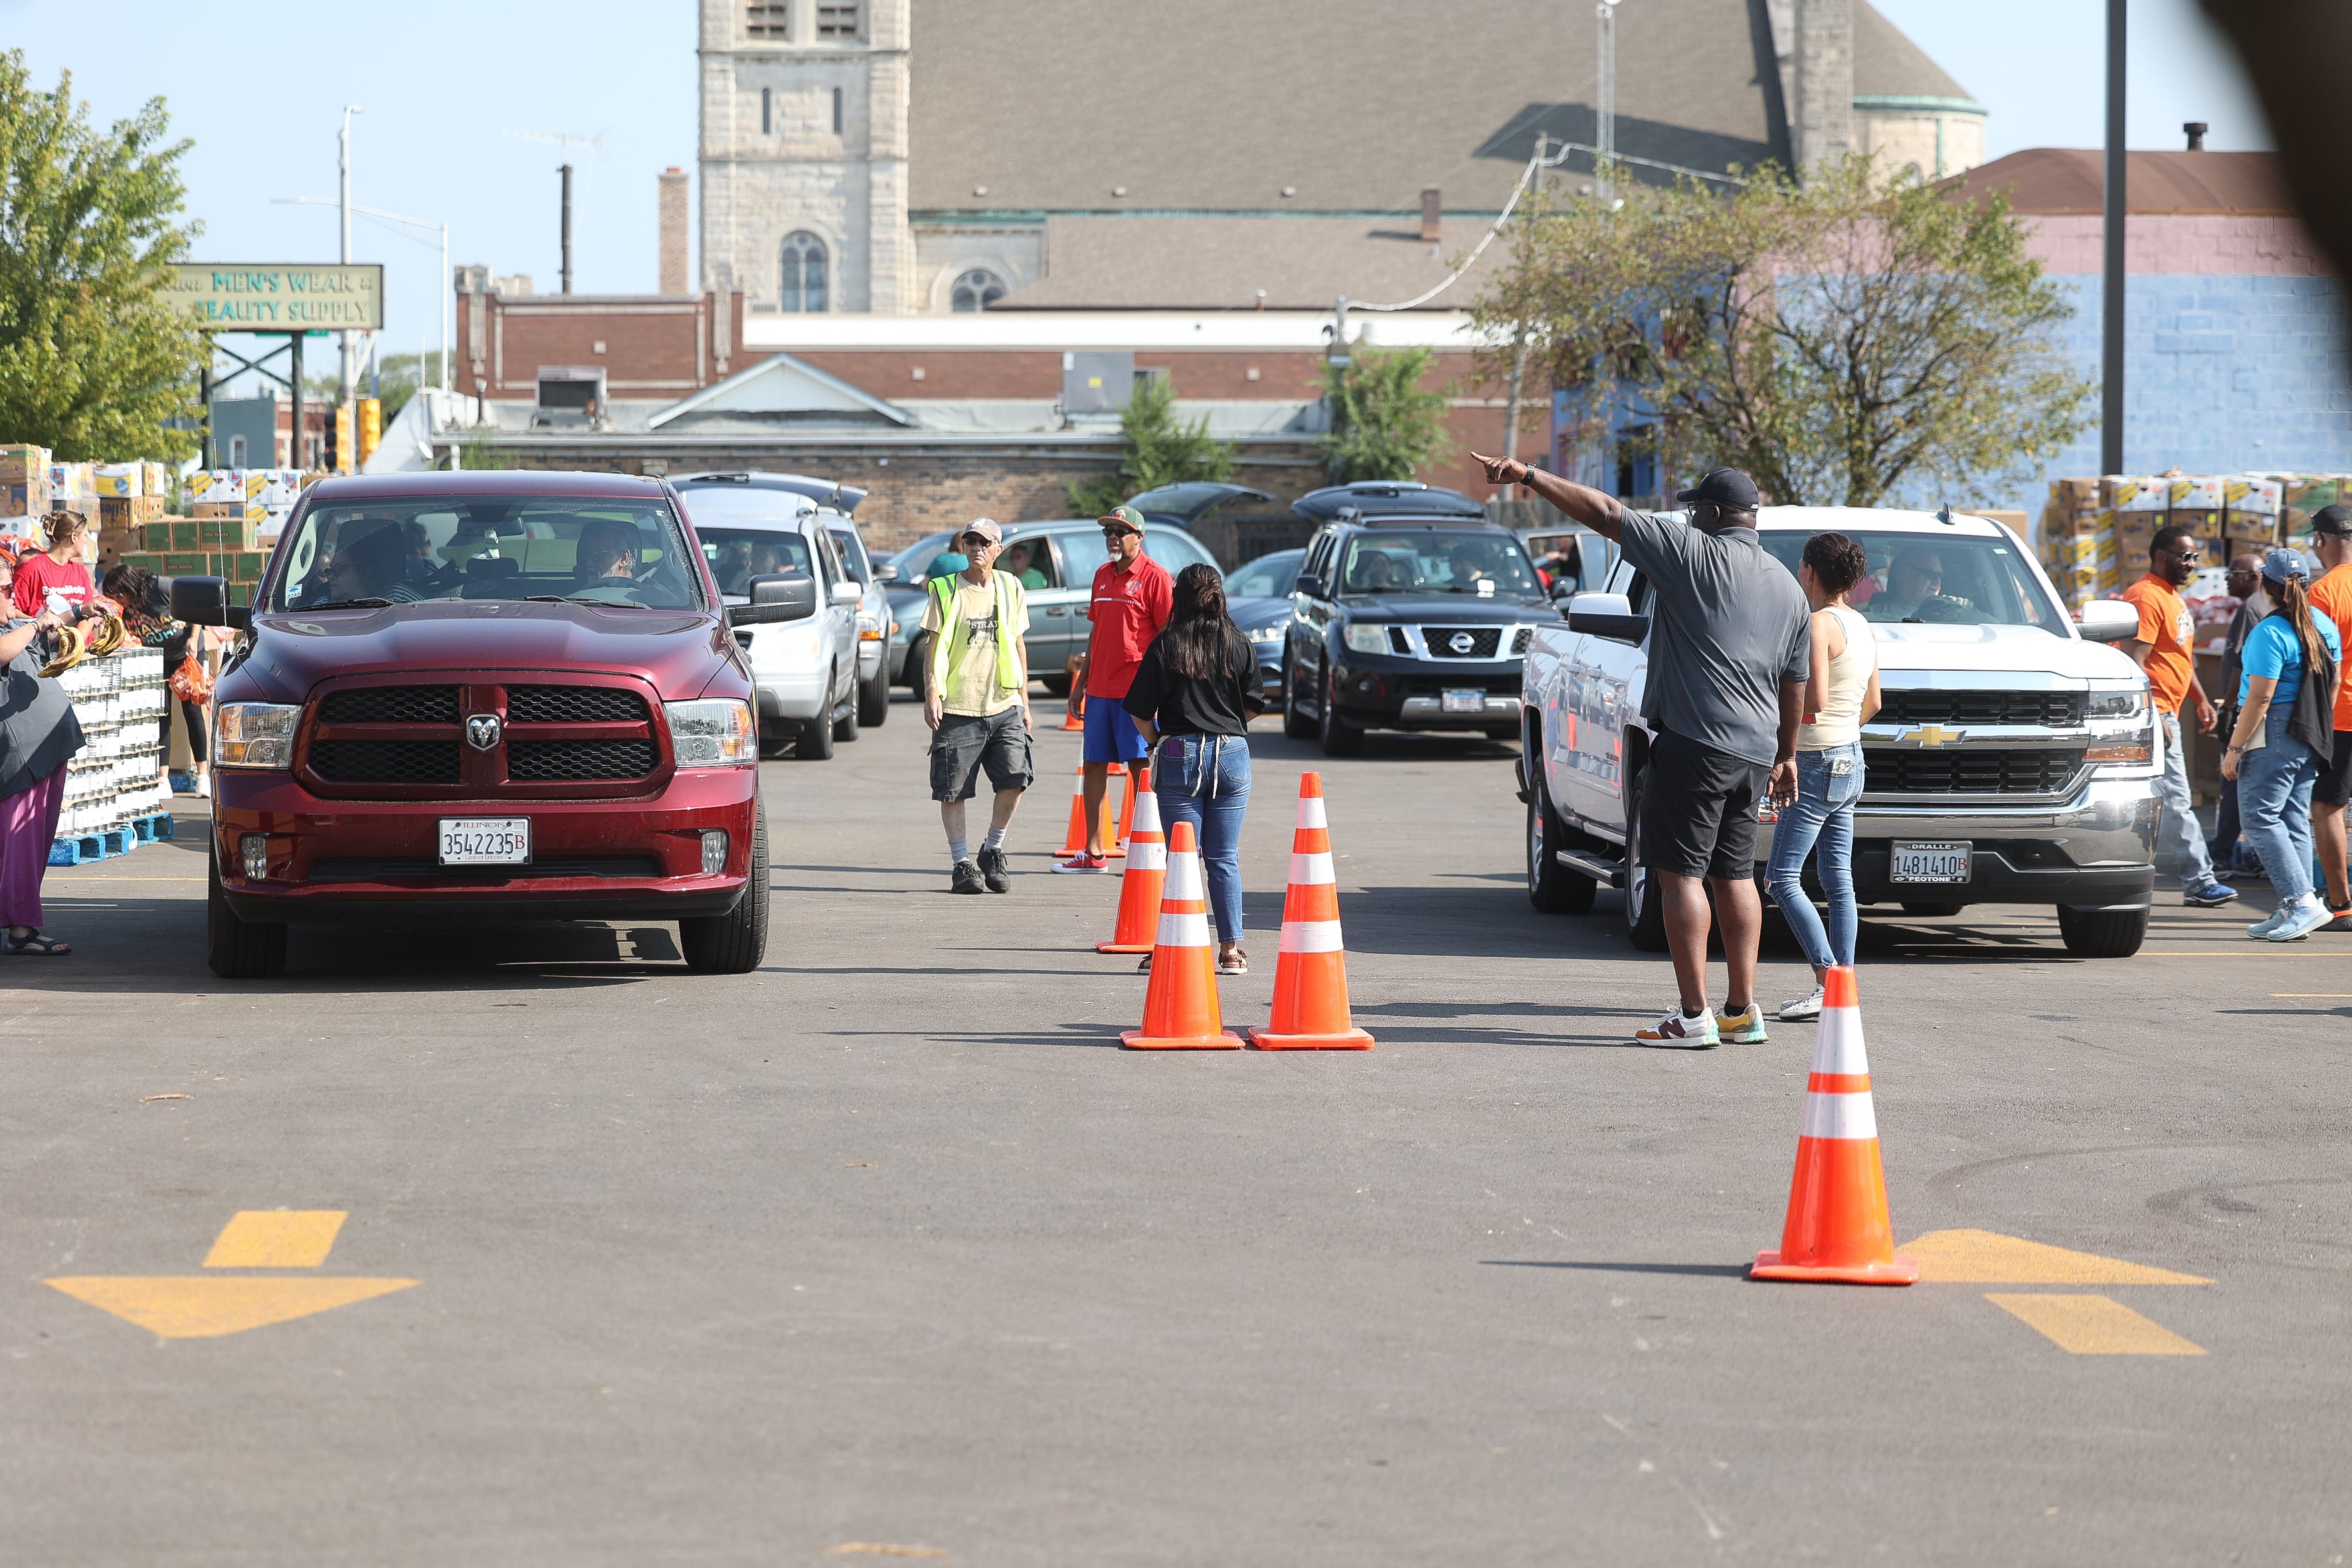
[1128,841,1166,871]
[1278,918,1344,954]
[1799,1090,1878,1141]
[1289,850,1334,886]
[1812,1008,1870,1077]
[1156,911,1213,949]
[1161,851,1203,901]
[1295,796,1328,829]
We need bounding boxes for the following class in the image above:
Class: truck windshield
[268,497,706,612]
[1338,531,1542,595]
[1760,530,2064,634]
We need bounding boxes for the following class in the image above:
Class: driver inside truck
[1870,548,1947,621]
[569,518,642,586]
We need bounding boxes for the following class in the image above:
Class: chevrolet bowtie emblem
[1902,724,1963,747]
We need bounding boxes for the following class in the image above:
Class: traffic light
[333,402,354,474]
[359,397,382,468]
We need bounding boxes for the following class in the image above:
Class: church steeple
[698,0,911,314]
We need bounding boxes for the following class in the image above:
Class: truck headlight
[1344,625,1390,655]
[215,703,301,770]
[2086,728,2155,763]
[2086,688,2147,720]
[666,699,757,766]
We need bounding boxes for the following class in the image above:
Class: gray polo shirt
[1619,509,1810,766]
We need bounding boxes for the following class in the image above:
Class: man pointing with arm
[1474,453,1810,1047]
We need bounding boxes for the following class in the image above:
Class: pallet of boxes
[113,469,294,611]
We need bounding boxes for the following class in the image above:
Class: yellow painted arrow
[1899,1229,2211,1285]
[45,1210,414,1340]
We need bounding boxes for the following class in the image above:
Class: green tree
[1065,372,1234,515]
[1319,343,1451,483]
[1471,156,2094,507]
[0,52,203,460]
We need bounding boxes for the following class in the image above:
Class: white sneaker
[1779,986,1825,1021]
[193,774,211,798]
[2247,905,2294,938]
[1635,1006,1718,1046]
[2267,895,2332,942]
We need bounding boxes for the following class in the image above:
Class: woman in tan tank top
[1765,533,1881,1020]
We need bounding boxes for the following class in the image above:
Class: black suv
[1278,481,1556,756]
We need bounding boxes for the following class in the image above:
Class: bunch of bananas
[81,611,128,657]
[38,621,86,679]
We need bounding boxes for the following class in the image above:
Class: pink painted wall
[2024,215,2331,276]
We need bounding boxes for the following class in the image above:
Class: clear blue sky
[4,0,2270,381]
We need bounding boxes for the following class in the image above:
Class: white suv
[676,484,863,760]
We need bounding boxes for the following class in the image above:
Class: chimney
[2183,121,2209,151]
[1420,187,1442,243]
[659,167,690,294]
[1793,0,1853,175]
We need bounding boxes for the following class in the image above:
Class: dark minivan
[177,471,816,978]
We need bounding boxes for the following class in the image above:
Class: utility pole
[2101,0,2126,474]
[1595,0,1621,198]
[559,165,575,295]
[339,106,363,412]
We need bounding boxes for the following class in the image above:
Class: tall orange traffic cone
[1249,773,1374,1051]
[1121,821,1242,1050]
[1060,692,1085,731]
[1109,761,1142,856]
[1102,762,1129,857]
[1055,763,1093,855]
[1097,783,1166,953]
[1750,967,1918,1284]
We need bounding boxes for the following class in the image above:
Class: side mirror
[1294,572,1324,598]
[1549,578,1576,600]
[872,561,900,584]
[171,574,251,631]
[2075,599,2139,643]
[830,580,862,606]
[1567,591,1648,644]
[729,572,818,626]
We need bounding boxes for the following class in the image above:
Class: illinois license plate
[438,818,531,866]
[1441,688,1487,715]
[1891,840,1969,884]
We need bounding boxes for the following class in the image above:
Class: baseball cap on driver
[1676,468,1760,510]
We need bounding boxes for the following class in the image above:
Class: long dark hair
[2265,568,2331,677]
[103,562,167,616]
[1163,561,1247,679]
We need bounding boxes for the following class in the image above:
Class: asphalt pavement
[7,693,2351,1566]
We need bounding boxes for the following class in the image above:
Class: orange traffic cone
[1097,783,1165,953]
[1055,762,1126,857]
[1109,762,1142,856]
[1249,773,1374,1050]
[1060,691,1085,731]
[1103,761,1129,857]
[1121,820,1242,1050]
[1750,967,1918,1284]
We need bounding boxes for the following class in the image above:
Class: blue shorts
[1083,693,1150,763]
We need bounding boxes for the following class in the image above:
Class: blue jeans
[1765,744,1864,972]
[2238,709,2321,905]
[1154,733,1251,944]
[2155,710,2218,891]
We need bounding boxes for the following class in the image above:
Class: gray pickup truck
[1516,505,2165,958]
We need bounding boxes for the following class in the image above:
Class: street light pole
[339,105,363,418]
[2101,0,2125,474]
[1596,0,1621,199]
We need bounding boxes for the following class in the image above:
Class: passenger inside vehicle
[1004,539,1050,589]
[1349,551,1405,592]
[274,500,707,612]
[314,522,419,606]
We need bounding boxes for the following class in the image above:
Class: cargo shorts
[929,706,1035,802]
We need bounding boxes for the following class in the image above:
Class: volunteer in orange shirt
[2120,525,2236,907]
[2304,503,2352,930]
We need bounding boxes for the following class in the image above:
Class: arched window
[950,268,1006,312]
[780,231,828,313]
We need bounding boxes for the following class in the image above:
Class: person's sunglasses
[959,535,996,550]
[1101,527,1136,539]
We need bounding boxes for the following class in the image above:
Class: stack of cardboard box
[112,468,294,606]
[2037,478,2114,608]
[0,443,52,549]
[2037,472,2343,607]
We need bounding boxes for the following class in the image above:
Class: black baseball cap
[2312,503,2352,537]
[1676,468,1760,510]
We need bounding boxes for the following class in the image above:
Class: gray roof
[995,217,1516,311]
[907,0,1795,217]
[1853,0,1977,105]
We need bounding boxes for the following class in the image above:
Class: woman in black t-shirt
[1123,563,1267,974]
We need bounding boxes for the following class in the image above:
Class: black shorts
[929,707,1034,802]
[2317,730,2352,808]
[1639,729,1769,881]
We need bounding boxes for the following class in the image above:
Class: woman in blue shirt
[2221,547,2342,941]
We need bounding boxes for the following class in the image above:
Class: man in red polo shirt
[1056,505,1172,871]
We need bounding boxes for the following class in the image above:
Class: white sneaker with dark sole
[1635,1007,1718,1047]
[1779,987,1825,1021]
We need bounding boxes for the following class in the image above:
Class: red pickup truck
[174,471,816,978]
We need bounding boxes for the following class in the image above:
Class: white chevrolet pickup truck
[1516,506,2165,958]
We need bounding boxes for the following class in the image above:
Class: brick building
[1947,149,2352,513]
